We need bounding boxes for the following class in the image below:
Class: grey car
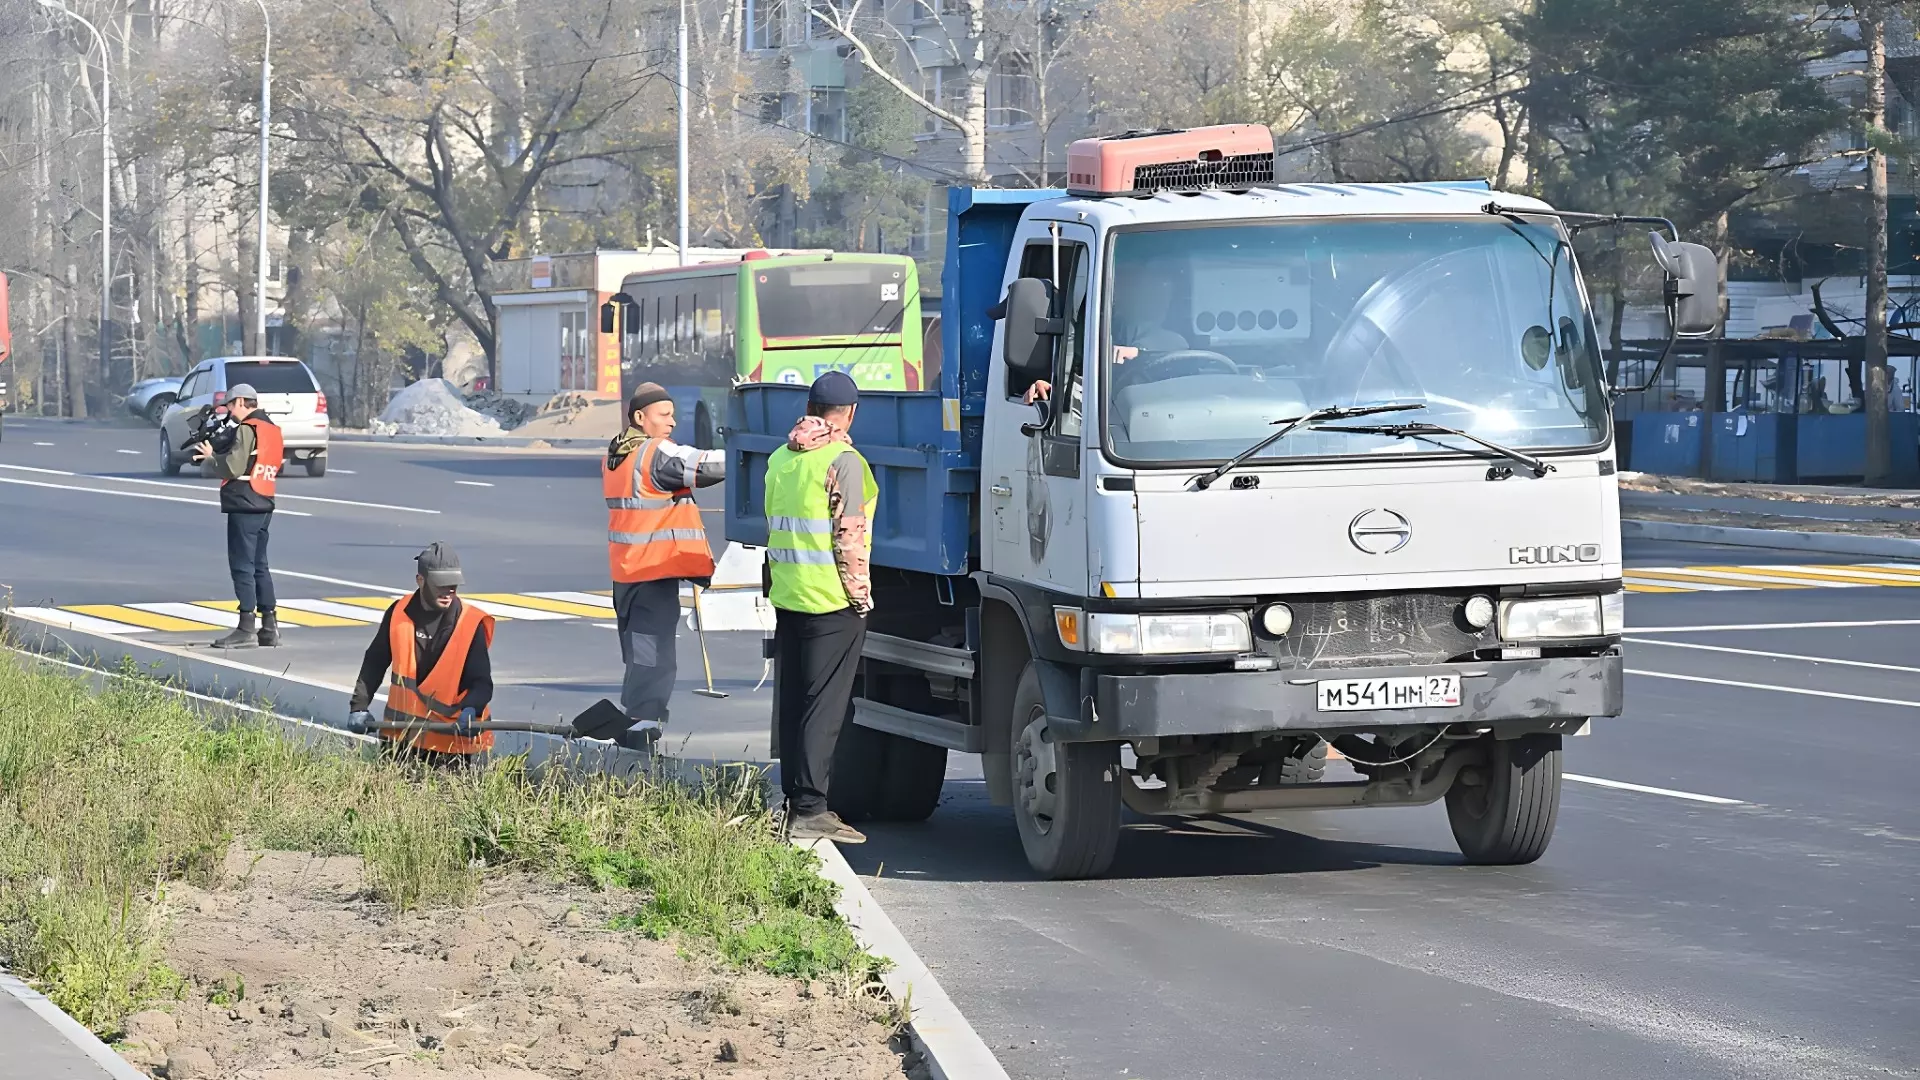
[125,375,185,426]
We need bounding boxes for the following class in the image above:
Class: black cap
[627,382,671,416]
[808,370,859,407]
[416,542,464,587]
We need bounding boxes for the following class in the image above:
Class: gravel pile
[368,378,503,437]
[463,388,538,429]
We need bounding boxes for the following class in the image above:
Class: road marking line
[593,622,619,630]
[1860,562,1920,577]
[1698,564,1920,588]
[1624,568,1810,589]
[1624,582,1692,594]
[1563,773,1743,805]
[277,598,386,622]
[127,602,236,629]
[65,604,220,632]
[333,468,357,474]
[1627,667,1920,709]
[1624,573,1747,592]
[454,480,494,487]
[187,599,365,628]
[1667,567,1854,589]
[1624,637,1920,675]
[461,597,573,621]
[326,595,409,612]
[32,441,53,446]
[530,590,617,610]
[1745,565,1920,586]
[0,474,312,516]
[1626,619,1920,633]
[466,592,612,618]
[274,570,409,594]
[7,607,159,635]
[0,463,429,514]
[115,448,140,455]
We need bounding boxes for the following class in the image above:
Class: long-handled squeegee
[689,583,728,700]
[346,697,634,742]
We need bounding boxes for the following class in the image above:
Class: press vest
[764,441,876,614]
[220,414,283,513]
[603,437,715,583]
[380,598,495,755]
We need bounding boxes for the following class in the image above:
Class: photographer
[189,383,284,649]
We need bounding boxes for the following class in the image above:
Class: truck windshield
[1102,218,1609,466]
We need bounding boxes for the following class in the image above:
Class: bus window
[754,262,908,339]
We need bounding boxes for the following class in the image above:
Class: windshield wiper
[1191,402,1426,490]
[1308,421,1556,478]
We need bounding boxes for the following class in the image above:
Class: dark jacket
[349,592,494,714]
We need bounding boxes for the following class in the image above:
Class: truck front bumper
[1076,653,1621,742]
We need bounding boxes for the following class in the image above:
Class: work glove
[453,707,479,737]
[347,710,374,734]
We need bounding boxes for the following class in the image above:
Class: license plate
[1316,674,1461,712]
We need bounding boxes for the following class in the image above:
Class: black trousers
[775,606,866,817]
[613,578,682,724]
[225,511,276,614]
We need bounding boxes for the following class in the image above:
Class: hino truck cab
[728,124,1722,879]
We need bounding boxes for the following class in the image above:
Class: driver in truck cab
[1023,259,1185,409]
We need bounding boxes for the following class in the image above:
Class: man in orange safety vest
[348,542,496,762]
[603,382,723,751]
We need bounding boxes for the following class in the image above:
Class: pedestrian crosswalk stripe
[187,599,366,628]
[63,604,220,632]
[459,597,574,621]
[466,592,612,619]
[1625,563,1920,594]
[528,590,617,611]
[277,598,385,623]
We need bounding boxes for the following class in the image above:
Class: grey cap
[416,542,464,587]
[225,382,259,402]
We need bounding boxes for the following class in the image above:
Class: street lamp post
[249,0,271,354]
[37,0,111,386]
[676,0,688,267]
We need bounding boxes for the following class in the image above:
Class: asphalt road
[3,416,1916,1080]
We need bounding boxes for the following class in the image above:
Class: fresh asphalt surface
[3,416,1916,1080]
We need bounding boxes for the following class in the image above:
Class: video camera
[178,403,240,454]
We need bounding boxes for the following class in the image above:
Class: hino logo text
[1510,544,1602,565]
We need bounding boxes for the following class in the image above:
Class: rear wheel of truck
[828,723,946,823]
[1446,733,1562,865]
[1010,664,1120,879]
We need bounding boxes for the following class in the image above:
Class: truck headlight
[1498,596,1608,640]
[1088,612,1251,655]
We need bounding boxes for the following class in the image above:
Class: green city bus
[606,252,923,448]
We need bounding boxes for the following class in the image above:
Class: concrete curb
[799,838,1012,1080]
[1622,518,1920,561]
[329,431,604,450]
[0,972,155,1080]
[2,611,993,1080]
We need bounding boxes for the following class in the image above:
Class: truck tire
[1446,734,1561,865]
[1264,739,1328,785]
[877,735,947,822]
[1010,663,1121,879]
[828,721,948,823]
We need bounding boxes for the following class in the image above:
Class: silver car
[125,375,185,426]
[158,356,331,477]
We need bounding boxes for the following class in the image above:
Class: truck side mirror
[599,301,617,335]
[997,277,1061,380]
[1651,234,1721,338]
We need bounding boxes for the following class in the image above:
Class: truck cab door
[983,222,1095,595]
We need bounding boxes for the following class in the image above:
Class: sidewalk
[0,976,142,1080]
[1617,472,1920,558]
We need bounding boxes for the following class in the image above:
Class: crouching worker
[604,382,722,752]
[348,542,495,765]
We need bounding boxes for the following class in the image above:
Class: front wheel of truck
[1446,733,1562,865]
[1011,664,1121,879]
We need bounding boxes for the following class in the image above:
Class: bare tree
[808,0,990,182]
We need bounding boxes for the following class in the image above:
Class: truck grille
[1263,591,1492,670]
[1132,152,1274,194]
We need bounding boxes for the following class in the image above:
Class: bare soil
[116,848,917,1080]
[1619,471,1920,509]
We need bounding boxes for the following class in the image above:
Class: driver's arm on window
[1023,380,1052,404]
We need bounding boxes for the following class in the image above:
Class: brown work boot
[212,613,257,649]
[787,809,866,844]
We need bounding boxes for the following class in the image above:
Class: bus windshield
[1102,218,1609,467]
[753,262,909,339]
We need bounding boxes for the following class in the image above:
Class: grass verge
[0,653,882,1036]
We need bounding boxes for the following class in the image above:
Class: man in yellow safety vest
[604,382,724,751]
[765,371,878,843]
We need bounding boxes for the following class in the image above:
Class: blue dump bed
[725,188,1062,575]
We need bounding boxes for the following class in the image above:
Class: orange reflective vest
[381,598,495,755]
[220,415,283,511]
[604,438,715,584]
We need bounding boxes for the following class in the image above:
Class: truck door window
[1012,239,1088,438]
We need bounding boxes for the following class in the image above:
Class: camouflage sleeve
[825,453,873,614]
[214,423,255,480]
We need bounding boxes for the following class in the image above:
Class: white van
[158,356,330,477]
